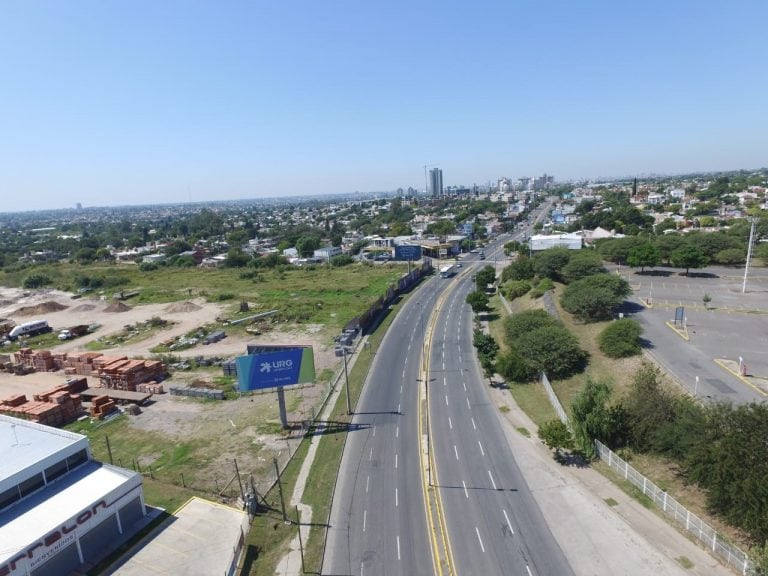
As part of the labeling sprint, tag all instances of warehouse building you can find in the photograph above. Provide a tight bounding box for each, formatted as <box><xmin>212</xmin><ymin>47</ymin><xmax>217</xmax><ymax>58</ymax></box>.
<box><xmin>0</xmin><ymin>415</ymin><xmax>146</xmax><ymax>576</ymax></box>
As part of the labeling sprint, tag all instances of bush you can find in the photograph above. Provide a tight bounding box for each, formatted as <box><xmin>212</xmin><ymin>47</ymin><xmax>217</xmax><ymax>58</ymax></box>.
<box><xmin>503</xmin><ymin>280</ymin><xmax>531</xmax><ymax>301</ymax></box>
<box><xmin>530</xmin><ymin>277</ymin><xmax>554</xmax><ymax>298</ymax></box>
<box><xmin>533</xmin><ymin>247</ymin><xmax>572</xmax><ymax>281</ymax></box>
<box><xmin>330</xmin><ymin>254</ymin><xmax>354</xmax><ymax>267</ymax></box>
<box><xmin>501</xmin><ymin>257</ymin><xmax>535</xmax><ymax>282</ymax></box>
<box><xmin>504</xmin><ymin>309</ymin><xmax>558</xmax><ymax>342</ymax></box>
<box><xmin>23</xmin><ymin>273</ymin><xmax>51</xmax><ymax>289</ymax></box>
<box><xmin>139</xmin><ymin>262</ymin><xmax>159</xmax><ymax>272</ymax></box>
<box><xmin>496</xmin><ymin>350</ymin><xmax>536</xmax><ymax>382</ymax></box>
<box><xmin>712</xmin><ymin>248</ymin><xmax>745</xmax><ymax>265</ymax></box>
<box><xmin>561</xmin><ymin>251</ymin><xmax>606</xmax><ymax>283</ymax></box>
<box><xmin>561</xmin><ymin>273</ymin><xmax>630</xmax><ymax>321</ymax></box>
<box><xmin>598</xmin><ymin>319</ymin><xmax>643</xmax><ymax>358</ymax></box>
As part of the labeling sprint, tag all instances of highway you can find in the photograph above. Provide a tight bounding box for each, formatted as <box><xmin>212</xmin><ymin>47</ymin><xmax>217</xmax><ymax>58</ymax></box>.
<box><xmin>425</xmin><ymin>241</ymin><xmax>573</xmax><ymax>576</ymax></box>
<box><xmin>323</xmin><ymin>272</ymin><xmax>446</xmax><ymax>576</ymax></box>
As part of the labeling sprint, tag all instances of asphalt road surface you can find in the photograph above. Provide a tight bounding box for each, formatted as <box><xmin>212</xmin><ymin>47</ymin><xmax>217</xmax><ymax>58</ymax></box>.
<box><xmin>427</xmin><ymin>267</ymin><xmax>573</xmax><ymax>576</ymax></box>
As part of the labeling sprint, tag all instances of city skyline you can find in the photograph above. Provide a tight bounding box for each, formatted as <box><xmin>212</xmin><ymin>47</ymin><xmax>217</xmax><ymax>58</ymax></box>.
<box><xmin>1</xmin><ymin>1</ymin><xmax>767</xmax><ymax>212</ymax></box>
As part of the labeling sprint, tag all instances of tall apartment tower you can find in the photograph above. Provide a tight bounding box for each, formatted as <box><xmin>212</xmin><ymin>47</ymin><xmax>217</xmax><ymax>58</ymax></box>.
<box><xmin>429</xmin><ymin>168</ymin><xmax>443</xmax><ymax>196</ymax></box>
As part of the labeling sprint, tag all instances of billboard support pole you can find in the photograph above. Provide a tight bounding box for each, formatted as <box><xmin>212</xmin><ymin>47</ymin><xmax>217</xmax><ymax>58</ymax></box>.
<box><xmin>277</xmin><ymin>387</ymin><xmax>288</xmax><ymax>429</ymax></box>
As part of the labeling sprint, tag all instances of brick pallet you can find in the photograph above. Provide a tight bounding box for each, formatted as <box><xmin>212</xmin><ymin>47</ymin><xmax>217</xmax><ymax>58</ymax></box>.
<box><xmin>0</xmin><ymin>383</ymin><xmax>84</xmax><ymax>427</ymax></box>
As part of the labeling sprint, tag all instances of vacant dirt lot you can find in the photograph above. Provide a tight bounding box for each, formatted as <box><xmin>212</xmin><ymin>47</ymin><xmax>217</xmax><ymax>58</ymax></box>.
<box><xmin>0</xmin><ymin>286</ymin><xmax>341</xmax><ymax>494</ymax></box>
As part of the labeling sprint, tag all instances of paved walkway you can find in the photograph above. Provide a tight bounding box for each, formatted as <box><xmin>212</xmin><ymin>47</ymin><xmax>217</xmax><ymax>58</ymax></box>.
<box><xmin>274</xmin><ymin>337</ymin><xmax>368</xmax><ymax>576</ymax></box>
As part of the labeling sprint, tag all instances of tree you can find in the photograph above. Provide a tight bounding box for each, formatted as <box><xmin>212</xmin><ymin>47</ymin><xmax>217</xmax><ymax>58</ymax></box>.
<box><xmin>712</xmin><ymin>248</ymin><xmax>745</xmax><ymax>265</ymax></box>
<box><xmin>503</xmin><ymin>280</ymin><xmax>531</xmax><ymax>301</ymax></box>
<box><xmin>561</xmin><ymin>250</ymin><xmax>605</xmax><ymax>283</ymax></box>
<box><xmin>596</xmin><ymin>237</ymin><xmax>645</xmax><ymax>265</ymax></box>
<box><xmin>514</xmin><ymin>326</ymin><xmax>586</xmax><ymax>380</ymax></box>
<box><xmin>475</xmin><ymin>265</ymin><xmax>496</xmax><ymax>291</ymax></box>
<box><xmin>538</xmin><ymin>419</ymin><xmax>574</xmax><ymax>460</ymax></box>
<box><xmin>627</xmin><ymin>244</ymin><xmax>661</xmax><ymax>272</ymax></box>
<box><xmin>598</xmin><ymin>319</ymin><xmax>642</xmax><ymax>357</ymax></box>
<box><xmin>670</xmin><ymin>245</ymin><xmax>708</xmax><ymax>275</ymax></box>
<box><xmin>501</xmin><ymin>257</ymin><xmax>535</xmax><ymax>282</ymax></box>
<box><xmin>702</xmin><ymin>293</ymin><xmax>712</xmax><ymax>309</ymax></box>
<box><xmin>533</xmin><ymin>247</ymin><xmax>572</xmax><ymax>281</ymax></box>
<box><xmin>466</xmin><ymin>291</ymin><xmax>490</xmax><ymax>314</ymax></box>
<box><xmin>295</xmin><ymin>236</ymin><xmax>321</xmax><ymax>258</ymax></box>
<box><xmin>570</xmin><ymin>378</ymin><xmax>614</xmax><ymax>458</ymax></box>
<box><xmin>623</xmin><ymin>364</ymin><xmax>676</xmax><ymax>452</ymax></box>
<box><xmin>560</xmin><ymin>274</ymin><xmax>631</xmax><ymax>322</ymax></box>
<box><xmin>653</xmin><ymin>233</ymin><xmax>685</xmax><ymax>264</ymax></box>
<box><xmin>224</xmin><ymin>247</ymin><xmax>251</xmax><ymax>268</ymax></box>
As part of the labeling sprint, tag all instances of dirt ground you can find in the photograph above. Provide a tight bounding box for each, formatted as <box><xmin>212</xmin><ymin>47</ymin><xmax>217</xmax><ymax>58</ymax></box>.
<box><xmin>0</xmin><ymin>286</ymin><xmax>340</xmax><ymax>493</ymax></box>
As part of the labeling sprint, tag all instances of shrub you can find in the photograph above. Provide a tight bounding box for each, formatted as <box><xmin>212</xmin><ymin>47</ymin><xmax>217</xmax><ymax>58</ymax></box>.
<box><xmin>23</xmin><ymin>273</ymin><xmax>51</xmax><ymax>289</ymax></box>
<box><xmin>330</xmin><ymin>254</ymin><xmax>354</xmax><ymax>267</ymax></box>
<box><xmin>503</xmin><ymin>280</ymin><xmax>531</xmax><ymax>301</ymax></box>
<box><xmin>503</xmin><ymin>309</ymin><xmax>558</xmax><ymax>342</ymax></box>
<box><xmin>501</xmin><ymin>257</ymin><xmax>535</xmax><ymax>282</ymax></box>
<box><xmin>530</xmin><ymin>277</ymin><xmax>554</xmax><ymax>298</ymax></box>
<box><xmin>598</xmin><ymin>319</ymin><xmax>643</xmax><ymax>358</ymax></box>
<box><xmin>496</xmin><ymin>350</ymin><xmax>536</xmax><ymax>382</ymax></box>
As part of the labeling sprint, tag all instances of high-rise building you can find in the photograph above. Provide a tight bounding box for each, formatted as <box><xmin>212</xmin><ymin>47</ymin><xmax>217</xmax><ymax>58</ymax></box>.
<box><xmin>429</xmin><ymin>168</ymin><xmax>443</xmax><ymax>196</ymax></box>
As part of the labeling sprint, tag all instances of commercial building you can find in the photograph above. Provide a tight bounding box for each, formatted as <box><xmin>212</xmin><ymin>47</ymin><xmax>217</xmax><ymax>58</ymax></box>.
<box><xmin>429</xmin><ymin>168</ymin><xmax>443</xmax><ymax>196</ymax></box>
<box><xmin>530</xmin><ymin>233</ymin><xmax>583</xmax><ymax>251</ymax></box>
<box><xmin>0</xmin><ymin>415</ymin><xmax>146</xmax><ymax>576</ymax></box>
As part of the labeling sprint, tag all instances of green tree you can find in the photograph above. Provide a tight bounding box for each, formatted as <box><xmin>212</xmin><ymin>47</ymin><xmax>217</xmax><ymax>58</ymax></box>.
<box><xmin>538</xmin><ymin>419</ymin><xmax>575</xmax><ymax>459</ymax></box>
<box><xmin>598</xmin><ymin>319</ymin><xmax>643</xmax><ymax>358</ymax></box>
<box><xmin>514</xmin><ymin>326</ymin><xmax>586</xmax><ymax>380</ymax></box>
<box><xmin>501</xmin><ymin>257</ymin><xmax>535</xmax><ymax>282</ymax></box>
<box><xmin>570</xmin><ymin>378</ymin><xmax>614</xmax><ymax>458</ymax></box>
<box><xmin>475</xmin><ymin>265</ymin><xmax>496</xmax><ymax>291</ymax></box>
<box><xmin>466</xmin><ymin>291</ymin><xmax>490</xmax><ymax>314</ymax></box>
<box><xmin>623</xmin><ymin>364</ymin><xmax>676</xmax><ymax>452</ymax></box>
<box><xmin>561</xmin><ymin>274</ymin><xmax>631</xmax><ymax>322</ymax></box>
<box><xmin>495</xmin><ymin>350</ymin><xmax>535</xmax><ymax>382</ymax></box>
<box><xmin>561</xmin><ymin>250</ymin><xmax>605</xmax><ymax>283</ymax></box>
<box><xmin>224</xmin><ymin>248</ymin><xmax>250</xmax><ymax>268</ymax></box>
<box><xmin>295</xmin><ymin>236</ymin><xmax>321</xmax><ymax>257</ymax></box>
<box><xmin>533</xmin><ymin>247</ymin><xmax>572</xmax><ymax>281</ymax></box>
<box><xmin>653</xmin><ymin>234</ymin><xmax>685</xmax><ymax>264</ymax></box>
<box><xmin>503</xmin><ymin>280</ymin><xmax>531</xmax><ymax>301</ymax></box>
<box><xmin>712</xmin><ymin>248</ymin><xmax>745</xmax><ymax>265</ymax></box>
<box><xmin>627</xmin><ymin>244</ymin><xmax>661</xmax><ymax>272</ymax></box>
<box><xmin>670</xmin><ymin>245</ymin><xmax>708</xmax><ymax>275</ymax></box>
<box><xmin>596</xmin><ymin>237</ymin><xmax>645</xmax><ymax>265</ymax></box>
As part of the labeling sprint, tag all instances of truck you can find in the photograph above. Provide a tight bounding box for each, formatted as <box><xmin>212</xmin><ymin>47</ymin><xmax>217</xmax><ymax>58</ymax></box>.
<box><xmin>8</xmin><ymin>319</ymin><xmax>52</xmax><ymax>341</ymax></box>
<box><xmin>57</xmin><ymin>324</ymin><xmax>90</xmax><ymax>341</ymax></box>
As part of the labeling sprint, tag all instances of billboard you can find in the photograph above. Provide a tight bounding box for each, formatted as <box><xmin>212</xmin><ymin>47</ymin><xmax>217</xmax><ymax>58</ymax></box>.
<box><xmin>236</xmin><ymin>346</ymin><xmax>315</xmax><ymax>391</ymax></box>
<box><xmin>394</xmin><ymin>244</ymin><xmax>422</xmax><ymax>261</ymax></box>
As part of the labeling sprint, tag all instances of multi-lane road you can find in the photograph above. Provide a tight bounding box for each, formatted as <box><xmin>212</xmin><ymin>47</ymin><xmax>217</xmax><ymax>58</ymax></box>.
<box><xmin>324</xmin><ymin>215</ymin><xmax>570</xmax><ymax>575</ymax></box>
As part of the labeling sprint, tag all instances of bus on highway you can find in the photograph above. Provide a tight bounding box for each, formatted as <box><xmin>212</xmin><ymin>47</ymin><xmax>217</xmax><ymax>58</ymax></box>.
<box><xmin>439</xmin><ymin>264</ymin><xmax>456</xmax><ymax>278</ymax></box>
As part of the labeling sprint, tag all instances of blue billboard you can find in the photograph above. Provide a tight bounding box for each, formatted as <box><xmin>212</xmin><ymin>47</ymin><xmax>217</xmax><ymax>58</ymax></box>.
<box><xmin>395</xmin><ymin>245</ymin><xmax>422</xmax><ymax>261</ymax></box>
<box><xmin>236</xmin><ymin>346</ymin><xmax>315</xmax><ymax>391</ymax></box>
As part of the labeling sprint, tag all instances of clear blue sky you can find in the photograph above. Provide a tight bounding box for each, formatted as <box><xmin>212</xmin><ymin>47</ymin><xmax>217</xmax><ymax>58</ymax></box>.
<box><xmin>1</xmin><ymin>1</ymin><xmax>767</xmax><ymax>211</ymax></box>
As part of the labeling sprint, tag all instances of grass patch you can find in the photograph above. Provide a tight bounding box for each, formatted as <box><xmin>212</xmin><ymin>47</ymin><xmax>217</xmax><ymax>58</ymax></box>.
<box><xmin>604</xmin><ymin>497</ymin><xmax>619</xmax><ymax>507</ymax></box>
<box><xmin>499</xmin><ymin>405</ymin><xmax>510</xmax><ymax>413</ymax></box>
<box><xmin>516</xmin><ymin>426</ymin><xmax>530</xmax><ymax>438</ymax></box>
<box><xmin>241</xmin><ymin>289</ymin><xmax>409</xmax><ymax>575</ymax></box>
<box><xmin>676</xmin><ymin>556</ymin><xmax>694</xmax><ymax>569</ymax></box>
<box><xmin>594</xmin><ymin>460</ymin><xmax>654</xmax><ymax>509</ymax></box>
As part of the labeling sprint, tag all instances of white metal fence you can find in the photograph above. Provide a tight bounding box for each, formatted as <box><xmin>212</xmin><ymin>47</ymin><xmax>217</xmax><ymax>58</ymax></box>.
<box><xmin>539</xmin><ymin>371</ymin><xmax>754</xmax><ymax>575</ymax></box>
<box><xmin>539</xmin><ymin>371</ymin><xmax>570</xmax><ymax>429</ymax></box>
<box><xmin>594</xmin><ymin>439</ymin><xmax>754</xmax><ymax>575</ymax></box>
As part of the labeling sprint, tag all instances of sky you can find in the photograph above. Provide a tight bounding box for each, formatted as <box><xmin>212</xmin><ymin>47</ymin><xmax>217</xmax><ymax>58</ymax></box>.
<box><xmin>1</xmin><ymin>1</ymin><xmax>767</xmax><ymax>212</ymax></box>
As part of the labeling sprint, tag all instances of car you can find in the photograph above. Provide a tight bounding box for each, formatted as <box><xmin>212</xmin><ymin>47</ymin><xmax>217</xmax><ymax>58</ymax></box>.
<box><xmin>456</xmin><ymin>263</ymin><xmax>462</xmax><ymax>268</ymax></box>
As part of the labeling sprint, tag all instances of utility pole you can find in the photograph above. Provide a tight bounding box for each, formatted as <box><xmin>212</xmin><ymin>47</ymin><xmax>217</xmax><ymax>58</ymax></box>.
<box><xmin>742</xmin><ymin>217</ymin><xmax>758</xmax><ymax>293</ymax></box>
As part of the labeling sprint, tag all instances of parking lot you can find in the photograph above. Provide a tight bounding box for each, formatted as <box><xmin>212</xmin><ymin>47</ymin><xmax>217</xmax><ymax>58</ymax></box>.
<box><xmin>613</xmin><ymin>264</ymin><xmax>768</xmax><ymax>404</ymax></box>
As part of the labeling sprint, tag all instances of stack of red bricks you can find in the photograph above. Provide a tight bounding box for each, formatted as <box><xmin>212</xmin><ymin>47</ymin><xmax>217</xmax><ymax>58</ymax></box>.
<box><xmin>62</xmin><ymin>351</ymin><xmax>112</xmax><ymax>376</ymax></box>
<box><xmin>0</xmin><ymin>382</ymin><xmax>84</xmax><ymax>427</ymax></box>
<box><xmin>90</xmin><ymin>395</ymin><xmax>116</xmax><ymax>420</ymax></box>
<box><xmin>13</xmin><ymin>349</ymin><xmax>57</xmax><ymax>372</ymax></box>
<box><xmin>99</xmin><ymin>359</ymin><xmax>164</xmax><ymax>391</ymax></box>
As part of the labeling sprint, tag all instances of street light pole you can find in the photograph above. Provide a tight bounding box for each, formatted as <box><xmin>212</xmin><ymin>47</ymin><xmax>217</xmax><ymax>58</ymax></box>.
<box><xmin>343</xmin><ymin>349</ymin><xmax>352</xmax><ymax>415</ymax></box>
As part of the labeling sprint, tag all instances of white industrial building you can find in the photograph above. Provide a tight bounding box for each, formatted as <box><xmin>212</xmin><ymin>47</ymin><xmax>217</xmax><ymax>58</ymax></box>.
<box><xmin>0</xmin><ymin>415</ymin><xmax>146</xmax><ymax>576</ymax></box>
<box><xmin>530</xmin><ymin>233</ymin><xmax>583</xmax><ymax>251</ymax></box>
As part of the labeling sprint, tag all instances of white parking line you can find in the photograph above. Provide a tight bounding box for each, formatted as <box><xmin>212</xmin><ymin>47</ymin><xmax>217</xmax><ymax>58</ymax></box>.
<box><xmin>466</xmin><ymin>397</ymin><xmax>470</xmax><ymax>409</ymax></box>
<box><xmin>526</xmin><ymin>566</ymin><xmax>533</xmax><ymax>576</ymax></box>
<box><xmin>397</xmin><ymin>535</ymin><xmax>401</xmax><ymax>560</ymax></box>
<box><xmin>363</xmin><ymin>509</ymin><xmax>367</xmax><ymax>532</ymax></box>
<box><xmin>395</xmin><ymin>487</ymin><xmax>399</xmax><ymax>507</ymax></box>
<box><xmin>478</xmin><ymin>441</ymin><xmax>485</xmax><ymax>456</ymax></box>
<box><xmin>462</xmin><ymin>381</ymin><xmax>467</xmax><ymax>391</ymax></box>
<box><xmin>445</xmin><ymin>394</ymin><xmax>449</xmax><ymax>406</ymax></box>
<box><xmin>471</xmin><ymin>417</ymin><xmax>477</xmax><ymax>430</ymax></box>
<box><xmin>373</xmin><ymin>426</ymin><xmax>376</xmax><ymax>437</ymax></box>
<box><xmin>488</xmin><ymin>470</ymin><xmax>497</xmax><ymax>490</ymax></box>
<box><xmin>448</xmin><ymin>416</ymin><xmax>453</xmax><ymax>429</ymax></box>
<box><xmin>462</xmin><ymin>480</ymin><xmax>469</xmax><ymax>498</ymax></box>
<box><xmin>444</xmin><ymin>376</ymin><xmax>447</xmax><ymax>386</ymax></box>
<box><xmin>366</xmin><ymin>476</ymin><xmax>370</xmax><ymax>493</ymax></box>
<box><xmin>369</xmin><ymin>447</ymin><xmax>373</xmax><ymax>461</ymax></box>
<box><xmin>395</xmin><ymin>453</ymin><xmax>398</xmax><ymax>469</ymax></box>
<box><xmin>396</xmin><ymin>426</ymin><xmax>399</xmax><ymax>438</ymax></box>
<box><xmin>454</xmin><ymin>445</ymin><xmax>459</xmax><ymax>460</ymax></box>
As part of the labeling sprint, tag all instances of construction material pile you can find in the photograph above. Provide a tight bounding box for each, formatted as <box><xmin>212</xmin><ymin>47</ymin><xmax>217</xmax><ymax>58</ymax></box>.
<box><xmin>0</xmin><ymin>379</ymin><xmax>86</xmax><ymax>426</ymax></box>
<box><xmin>98</xmin><ymin>358</ymin><xmax>165</xmax><ymax>391</ymax></box>
<box><xmin>136</xmin><ymin>382</ymin><xmax>164</xmax><ymax>394</ymax></box>
<box><xmin>89</xmin><ymin>395</ymin><xmax>116</xmax><ymax>419</ymax></box>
